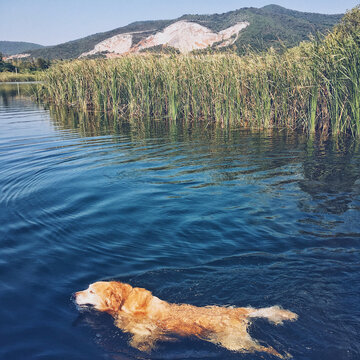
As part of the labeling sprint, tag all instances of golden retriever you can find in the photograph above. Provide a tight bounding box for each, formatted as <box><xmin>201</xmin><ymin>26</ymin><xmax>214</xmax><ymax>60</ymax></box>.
<box><xmin>75</xmin><ymin>281</ymin><xmax>297</xmax><ymax>358</ymax></box>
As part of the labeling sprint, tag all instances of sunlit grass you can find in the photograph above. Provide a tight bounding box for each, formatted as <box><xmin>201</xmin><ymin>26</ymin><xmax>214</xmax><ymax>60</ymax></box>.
<box><xmin>0</xmin><ymin>71</ymin><xmax>39</xmax><ymax>82</ymax></box>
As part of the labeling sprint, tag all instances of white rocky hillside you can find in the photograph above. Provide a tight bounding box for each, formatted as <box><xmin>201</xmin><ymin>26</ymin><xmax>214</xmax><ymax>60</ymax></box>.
<box><xmin>80</xmin><ymin>20</ymin><xmax>249</xmax><ymax>57</ymax></box>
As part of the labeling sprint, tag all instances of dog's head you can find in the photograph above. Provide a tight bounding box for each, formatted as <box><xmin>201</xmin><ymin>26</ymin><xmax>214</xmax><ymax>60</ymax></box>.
<box><xmin>75</xmin><ymin>281</ymin><xmax>133</xmax><ymax>313</ymax></box>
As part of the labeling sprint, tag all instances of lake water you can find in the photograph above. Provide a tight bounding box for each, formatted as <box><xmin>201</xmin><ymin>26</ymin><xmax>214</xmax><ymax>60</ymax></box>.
<box><xmin>1</xmin><ymin>83</ymin><xmax>360</xmax><ymax>360</ymax></box>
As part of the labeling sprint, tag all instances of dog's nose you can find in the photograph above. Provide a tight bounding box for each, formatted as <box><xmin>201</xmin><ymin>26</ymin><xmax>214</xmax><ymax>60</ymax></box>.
<box><xmin>71</xmin><ymin>293</ymin><xmax>77</xmax><ymax>302</ymax></box>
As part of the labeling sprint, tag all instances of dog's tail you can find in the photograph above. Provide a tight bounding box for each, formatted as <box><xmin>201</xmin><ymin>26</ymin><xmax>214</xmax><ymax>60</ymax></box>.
<box><xmin>247</xmin><ymin>306</ymin><xmax>298</xmax><ymax>325</ymax></box>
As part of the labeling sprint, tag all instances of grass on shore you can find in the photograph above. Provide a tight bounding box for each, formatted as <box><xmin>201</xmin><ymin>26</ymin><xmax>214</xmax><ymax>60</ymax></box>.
<box><xmin>37</xmin><ymin>7</ymin><xmax>360</xmax><ymax>137</ymax></box>
<box><xmin>0</xmin><ymin>71</ymin><xmax>40</xmax><ymax>82</ymax></box>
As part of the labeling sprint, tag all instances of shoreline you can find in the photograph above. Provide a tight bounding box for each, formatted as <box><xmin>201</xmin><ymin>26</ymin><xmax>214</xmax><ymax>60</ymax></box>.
<box><xmin>0</xmin><ymin>72</ymin><xmax>39</xmax><ymax>83</ymax></box>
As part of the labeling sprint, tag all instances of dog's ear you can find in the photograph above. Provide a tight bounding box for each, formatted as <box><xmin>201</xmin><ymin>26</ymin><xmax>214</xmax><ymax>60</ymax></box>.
<box><xmin>103</xmin><ymin>282</ymin><xmax>132</xmax><ymax>312</ymax></box>
<box><xmin>122</xmin><ymin>287</ymin><xmax>153</xmax><ymax>315</ymax></box>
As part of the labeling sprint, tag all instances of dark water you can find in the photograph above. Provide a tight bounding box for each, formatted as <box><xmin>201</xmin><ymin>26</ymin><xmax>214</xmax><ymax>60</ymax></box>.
<box><xmin>1</xmin><ymin>83</ymin><xmax>360</xmax><ymax>360</ymax></box>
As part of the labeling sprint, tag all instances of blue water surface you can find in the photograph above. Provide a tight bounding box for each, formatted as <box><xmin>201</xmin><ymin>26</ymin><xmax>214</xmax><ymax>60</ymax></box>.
<box><xmin>0</xmin><ymin>83</ymin><xmax>359</xmax><ymax>360</ymax></box>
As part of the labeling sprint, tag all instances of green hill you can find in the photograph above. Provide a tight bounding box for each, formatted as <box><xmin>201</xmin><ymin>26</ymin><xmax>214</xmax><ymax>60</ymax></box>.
<box><xmin>180</xmin><ymin>5</ymin><xmax>342</xmax><ymax>51</ymax></box>
<box><xmin>24</xmin><ymin>5</ymin><xmax>343</xmax><ymax>59</ymax></box>
<box><xmin>0</xmin><ymin>41</ymin><xmax>44</xmax><ymax>55</ymax></box>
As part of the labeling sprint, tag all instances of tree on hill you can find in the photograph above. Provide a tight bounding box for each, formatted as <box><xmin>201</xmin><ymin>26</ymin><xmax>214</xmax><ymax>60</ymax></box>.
<box><xmin>0</xmin><ymin>53</ymin><xmax>16</xmax><ymax>72</ymax></box>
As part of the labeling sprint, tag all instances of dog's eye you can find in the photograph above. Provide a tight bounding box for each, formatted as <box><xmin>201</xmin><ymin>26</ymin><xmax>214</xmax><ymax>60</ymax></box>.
<box><xmin>89</xmin><ymin>290</ymin><xmax>95</xmax><ymax>294</ymax></box>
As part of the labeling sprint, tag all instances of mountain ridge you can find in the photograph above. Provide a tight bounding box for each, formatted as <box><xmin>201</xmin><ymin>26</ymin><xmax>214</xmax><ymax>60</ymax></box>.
<box><xmin>9</xmin><ymin>5</ymin><xmax>343</xmax><ymax>59</ymax></box>
<box><xmin>0</xmin><ymin>41</ymin><xmax>44</xmax><ymax>56</ymax></box>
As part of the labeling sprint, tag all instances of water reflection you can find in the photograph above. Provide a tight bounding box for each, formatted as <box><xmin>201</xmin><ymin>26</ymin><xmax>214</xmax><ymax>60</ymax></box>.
<box><xmin>0</xmin><ymin>83</ymin><xmax>37</xmax><ymax>106</ymax></box>
<box><xmin>299</xmin><ymin>137</ymin><xmax>360</xmax><ymax>215</ymax></box>
<box><xmin>2</xmin><ymin>84</ymin><xmax>359</xmax><ymax>221</ymax></box>
<box><xmin>48</xmin><ymin>105</ymin><xmax>360</xmax><ymax>220</ymax></box>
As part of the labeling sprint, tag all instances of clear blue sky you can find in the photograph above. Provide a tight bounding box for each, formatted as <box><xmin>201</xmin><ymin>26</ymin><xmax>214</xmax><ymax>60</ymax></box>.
<box><xmin>1</xmin><ymin>0</ymin><xmax>359</xmax><ymax>45</ymax></box>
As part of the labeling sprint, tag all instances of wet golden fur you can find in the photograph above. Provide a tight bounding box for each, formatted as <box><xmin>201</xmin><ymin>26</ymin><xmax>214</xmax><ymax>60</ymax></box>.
<box><xmin>75</xmin><ymin>281</ymin><xmax>297</xmax><ymax>357</ymax></box>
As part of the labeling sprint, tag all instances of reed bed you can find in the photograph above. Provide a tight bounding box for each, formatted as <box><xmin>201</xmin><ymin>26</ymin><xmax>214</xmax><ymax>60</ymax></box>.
<box><xmin>37</xmin><ymin>7</ymin><xmax>360</xmax><ymax>137</ymax></box>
